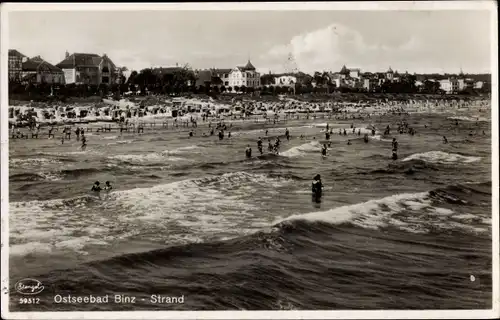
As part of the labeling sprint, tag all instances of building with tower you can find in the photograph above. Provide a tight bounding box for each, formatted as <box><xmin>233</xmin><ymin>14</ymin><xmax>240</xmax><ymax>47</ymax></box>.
<box><xmin>386</xmin><ymin>67</ymin><xmax>394</xmax><ymax>81</ymax></box>
<box><xmin>227</xmin><ymin>60</ymin><xmax>260</xmax><ymax>89</ymax></box>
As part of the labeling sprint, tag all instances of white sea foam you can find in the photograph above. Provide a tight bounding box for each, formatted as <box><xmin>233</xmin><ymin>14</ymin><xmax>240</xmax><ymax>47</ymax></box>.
<box><xmin>108</xmin><ymin>145</ymin><xmax>202</xmax><ymax>164</ymax></box>
<box><xmin>402</xmin><ymin>151</ymin><xmax>481</xmax><ymax>164</ymax></box>
<box><xmin>370</xmin><ymin>135</ymin><xmax>392</xmax><ymax>142</ymax></box>
<box><xmin>9</xmin><ymin>172</ymin><xmax>292</xmax><ymax>257</ymax></box>
<box><xmin>9</xmin><ymin>158</ymin><xmax>62</xmax><ymax>167</ymax></box>
<box><xmin>448</xmin><ymin>116</ymin><xmax>489</xmax><ymax>122</ymax></box>
<box><xmin>281</xmin><ymin>141</ymin><xmax>321</xmax><ymax>157</ymax></box>
<box><xmin>276</xmin><ymin>192</ymin><xmax>489</xmax><ymax>235</ymax></box>
<box><xmin>101</xmin><ymin>135</ymin><xmax>118</xmax><ymax>140</ymax></box>
<box><xmin>109</xmin><ymin>153</ymin><xmax>186</xmax><ymax>163</ymax></box>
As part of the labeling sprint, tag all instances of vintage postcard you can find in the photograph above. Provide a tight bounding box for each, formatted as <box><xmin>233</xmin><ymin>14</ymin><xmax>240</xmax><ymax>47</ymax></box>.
<box><xmin>1</xmin><ymin>1</ymin><xmax>498</xmax><ymax>319</ymax></box>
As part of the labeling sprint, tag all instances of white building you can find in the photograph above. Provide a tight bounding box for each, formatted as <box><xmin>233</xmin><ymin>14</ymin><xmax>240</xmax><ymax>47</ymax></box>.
<box><xmin>274</xmin><ymin>75</ymin><xmax>297</xmax><ymax>87</ymax></box>
<box><xmin>227</xmin><ymin>60</ymin><xmax>261</xmax><ymax>89</ymax></box>
<box><xmin>439</xmin><ymin>78</ymin><xmax>459</xmax><ymax>94</ymax></box>
<box><xmin>474</xmin><ymin>81</ymin><xmax>484</xmax><ymax>89</ymax></box>
<box><xmin>349</xmin><ymin>68</ymin><xmax>361</xmax><ymax>79</ymax></box>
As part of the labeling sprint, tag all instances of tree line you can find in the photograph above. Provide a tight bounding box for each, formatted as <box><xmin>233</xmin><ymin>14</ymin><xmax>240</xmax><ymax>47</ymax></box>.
<box><xmin>8</xmin><ymin>67</ymin><xmax>491</xmax><ymax>102</ymax></box>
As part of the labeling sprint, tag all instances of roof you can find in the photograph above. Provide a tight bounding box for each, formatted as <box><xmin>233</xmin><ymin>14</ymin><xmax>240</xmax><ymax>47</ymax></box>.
<box><xmin>244</xmin><ymin>60</ymin><xmax>256</xmax><ymax>71</ymax></box>
<box><xmin>236</xmin><ymin>60</ymin><xmax>257</xmax><ymax>72</ymax></box>
<box><xmin>387</xmin><ymin>67</ymin><xmax>394</xmax><ymax>73</ymax></box>
<box><xmin>212</xmin><ymin>68</ymin><xmax>232</xmax><ymax>75</ymax></box>
<box><xmin>57</xmin><ymin>53</ymin><xmax>100</xmax><ymax>68</ymax></box>
<box><xmin>22</xmin><ymin>56</ymin><xmax>63</xmax><ymax>73</ymax></box>
<box><xmin>9</xmin><ymin>49</ymin><xmax>27</xmax><ymax>58</ymax></box>
<box><xmin>56</xmin><ymin>53</ymin><xmax>115</xmax><ymax>69</ymax></box>
<box><xmin>340</xmin><ymin>65</ymin><xmax>349</xmax><ymax>74</ymax></box>
<box><xmin>349</xmin><ymin>68</ymin><xmax>361</xmax><ymax>72</ymax></box>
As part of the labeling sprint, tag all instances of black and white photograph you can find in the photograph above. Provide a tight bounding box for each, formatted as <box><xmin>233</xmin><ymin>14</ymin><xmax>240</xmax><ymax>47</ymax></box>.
<box><xmin>1</xmin><ymin>2</ymin><xmax>498</xmax><ymax>319</ymax></box>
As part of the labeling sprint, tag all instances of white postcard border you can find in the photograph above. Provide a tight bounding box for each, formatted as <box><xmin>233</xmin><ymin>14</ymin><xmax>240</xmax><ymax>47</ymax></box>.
<box><xmin>1</xmin><ymin>1</ymin><xmax>498</xmax><ymax>319</ymax></box>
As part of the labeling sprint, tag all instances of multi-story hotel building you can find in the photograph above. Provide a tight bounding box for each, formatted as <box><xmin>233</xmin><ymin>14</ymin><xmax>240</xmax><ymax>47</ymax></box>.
<box><xmin>56</xmin><ymin>51</ymin><xmax>117</xmax><ymax>85</ymax></box>
<box><xmin>227</xmin><ymin>60</ymin><xmax>261</xmax><ymax>89</ymax></box>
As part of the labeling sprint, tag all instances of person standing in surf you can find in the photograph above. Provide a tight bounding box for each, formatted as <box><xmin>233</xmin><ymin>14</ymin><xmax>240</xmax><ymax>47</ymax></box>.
<box><xmin>268</xmin><ymin>139</ymin><xmax>273</xmax><ymax>153</ymax></box>
<box><xmin>321</xmin><ymin>144</ymin><xmax>328</xmax><ymax>157</ymax></box>
<box><xmin>245</xmin><ymin>145</ymin><xmax>252</xmax><ymax>158</ymax></box>
<box><xmin>103</xmin><ymin>181</ymin><xmax>113</xmax><ymax>199</ymax></box>
<box><xmin>312</xmin><ymin>174</ymin><xmax>323</xmax><ymax>203</ymax></box>
<box><xmin>81</xmin><ymin>133</ymin><xmax>87</xmax><ymax>150</ymax></box>
<box><xmin>274</xmin><ymin>137</ymin><xmax>281</xmax><ymax>154</ymax></box>
<box><xmin>391</xmin><ymin>138</ymin><xmax>399</xmax><ymax>160</ymax></box>
<box><xmin>257</xmin><ymin>137</ymin><xmax>263</xmax><ymax>155</ymax></box>
<box><xmin>392</xmin><ymin>138</ymin><xmax>398</xmax><ymax>152</ymax></box>
<box><xmin>91</xmin><ymin>181</ymin><xmax>102</xmax><ymax>199</ymax></box>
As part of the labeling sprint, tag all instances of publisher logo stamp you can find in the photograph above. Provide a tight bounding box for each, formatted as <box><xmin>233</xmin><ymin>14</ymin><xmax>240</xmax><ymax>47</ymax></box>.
<box><xmin>15</xmin><ymin>279</ymin><xmax>44</xmax><ymax>295</ymax></box>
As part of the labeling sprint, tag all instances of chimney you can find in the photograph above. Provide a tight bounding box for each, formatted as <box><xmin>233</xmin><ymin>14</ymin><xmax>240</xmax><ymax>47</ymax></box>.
<box><xmin>65</xmin><ymin>51</ymin><xmax>69</xmax><ymax>58</ymax></box>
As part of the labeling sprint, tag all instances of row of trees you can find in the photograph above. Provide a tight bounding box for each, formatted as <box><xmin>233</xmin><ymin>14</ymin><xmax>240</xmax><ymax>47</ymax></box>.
<box><xmin>8</xmin><ymin>65</ymin><xmax>491</xmax><ymax>102</ymax></box>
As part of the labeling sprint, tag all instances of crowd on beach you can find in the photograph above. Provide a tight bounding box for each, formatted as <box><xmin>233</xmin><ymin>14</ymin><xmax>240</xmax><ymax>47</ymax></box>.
<box><xmin>9</xmin><ymin>98</ymin><xmax>489</xmax><ymax>153</ymax></box>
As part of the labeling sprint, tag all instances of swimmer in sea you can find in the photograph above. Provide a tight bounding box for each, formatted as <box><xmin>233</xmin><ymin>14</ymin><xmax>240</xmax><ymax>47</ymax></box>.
<box><xmin>48</xmin><ymin>126</ymin><xmax>55</xmax><ymax>139</ymax></box>
<box><xmin>311</xmin><ymin>174</ymin><xmax>322</xmax><ymax>203</ymax></box>
<box><xmin>103</xmin><ymin>181</ymin><xmax>113</xmax><ymax>199</ymax></box>
<box><xmin>91</xmin><ymin>181</ymin><xmax>102</xmax><ymax>199</ymax></box>
<box><xmin>392</xmin><ymin>150</ymin><xmax>398</xmax><ymax>160</ymax></box>
<box><xmin>245</xmin><ymin>145</ymin><xmax>252</xmax><ymax>158</ymax></box>
<box><xmin>257</xmin><ymin>137</ymin><xmax>263</xmax><ymax>155</ymax></box>
<box><xmin>285</xmin><ymin>128</ymin><xmax>290</xmax><ymax>141</ymax></box>
<box><xmin>321</xmin><ymin>144</ymin><xmax>327</xmax><ymax>157</ymax></box>
<box><xmin>443</xmin><ymin>136</ymin><xmax>448</xmax><ymax>144</ymax></box>
<box><xmin>189</xmin><ymin>130</ymin><xmax>193</xmax><ymax>137</ymax></box>
<box><xmin>347</xmin><ymin>139</ymin><xmax>352</xmax><ymax>145</ymax></box>
<box><xmin>392</xmin><ymin>138</ymin><xmax>398</xmax><ymax>152</ymax></box>
<box><xmin>274</xmin><ymin>138</ymin><xmax>281</xmax><ymax>154</ymax></box>
<box><xmin>268</xmin><ymin>139</ymin><xmax>273</xmax><ymax>152</ymax></box>
<box><xmin>81</xmin><ymin>133</ymin><xmax>87</xmax><ymax>150</ymax></box>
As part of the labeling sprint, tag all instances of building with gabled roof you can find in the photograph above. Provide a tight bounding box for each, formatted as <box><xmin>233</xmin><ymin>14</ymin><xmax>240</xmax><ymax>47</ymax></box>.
<box><xmin>228</xmin><ymin>60</ymin><xmax>260</xmax><ymax>90</ymax></box>
<box><xmin>21</xmin><ymin>55</ymin><xmax>65</xmax><ymax>84</ymax></box>
<box><xmin>56</xmin><ymin>51</ymin><xmax>117</xmax><ymax>85</ymax></box>
<box><xmin>8</xmin><ymin>49</ymin><xmax>28</xmax><ymax>81</ymax></box>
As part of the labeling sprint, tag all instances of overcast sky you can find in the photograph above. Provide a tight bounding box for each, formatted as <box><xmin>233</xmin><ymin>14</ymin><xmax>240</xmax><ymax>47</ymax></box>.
<box><xmin>8</xmin><ymin>8</ymin><xmax>493</xmax><ymax>74</ymax></box>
